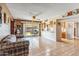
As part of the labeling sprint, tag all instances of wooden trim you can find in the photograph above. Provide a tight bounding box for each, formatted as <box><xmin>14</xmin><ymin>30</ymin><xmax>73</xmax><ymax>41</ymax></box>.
<box><xmin>14</xmin><ymin>19</ymin><xmax>41</xmax><ymax>23</ymax></box>
<box><xmin>10</xmin><ymin>20</ymin><xmax>14</xmax><ymax>34</ymax></box>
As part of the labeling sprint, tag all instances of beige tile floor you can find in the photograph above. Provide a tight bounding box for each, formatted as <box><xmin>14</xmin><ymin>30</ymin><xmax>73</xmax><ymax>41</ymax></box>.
<box><xmin>29</xmin><ymin>38</ymin><xmax>79</xmax><ymax>56</ymax></box>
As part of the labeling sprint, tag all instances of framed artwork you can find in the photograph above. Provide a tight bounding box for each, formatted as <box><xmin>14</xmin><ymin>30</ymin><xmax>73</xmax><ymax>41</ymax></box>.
<box><xmin>4</xmin><ymin>12</ymin><xmax>6</xmax><ymax>23</ymax></box>
<box><xmin>8</xmin><ymin>17</ymin><xmax>10</xmax><ymax>23</ymax></box>
<box><xmin>0</xmin><ymin>12</ymin><xmax>2</xmax><ymax>24</ymax></box>
<box><xmin>0</xmin><ymin>6</ymin><xmax>2</xmax><ymax>24</ymax></box>
<box><xmin>58</xmin><ymin>22</ymin><xmax>61</xmax><ymax>25</ymax></box>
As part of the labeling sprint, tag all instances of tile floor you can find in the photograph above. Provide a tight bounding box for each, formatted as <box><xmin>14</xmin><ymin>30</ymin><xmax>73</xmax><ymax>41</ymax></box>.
<box><xmin>29</xmin><ymin>38</ymin><xmax>79</xmax><ymax>56</ymax></box>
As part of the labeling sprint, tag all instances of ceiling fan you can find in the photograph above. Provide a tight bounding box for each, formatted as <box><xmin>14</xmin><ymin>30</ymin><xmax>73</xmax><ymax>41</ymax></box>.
<box><xmin>29</xmin><ymin>11</ymin><xmax>43</xmax><ymax>21</ymax></box>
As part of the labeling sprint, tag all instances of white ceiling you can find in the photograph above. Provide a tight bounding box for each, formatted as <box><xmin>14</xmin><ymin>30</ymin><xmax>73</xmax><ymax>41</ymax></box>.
<box><xmin>6</xmin><ymin>3</ymin><xmax>79</xmax><ymax>20</ymax></box>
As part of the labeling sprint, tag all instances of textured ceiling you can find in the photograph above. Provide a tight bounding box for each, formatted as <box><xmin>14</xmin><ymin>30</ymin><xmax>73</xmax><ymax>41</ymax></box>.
<box><xmin>6</xmin><ymin>3</ymin><xmax>79</xmax><ymax>20</ymax></box>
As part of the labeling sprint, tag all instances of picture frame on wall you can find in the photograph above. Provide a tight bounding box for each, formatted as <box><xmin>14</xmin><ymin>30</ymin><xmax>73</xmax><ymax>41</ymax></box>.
<box><xmin>4</xmin><ymin>12</ymin><xmax>6</xmax><ymax>23</ymax></box>
<box><xmin>0</xmin><ymin>6</ymin><xmax>2</xmax><ymax>24</ymax></box>
<box><xmin>0</xmin><ymin>12</ymin><xmax>2</xmax><ymax>24</ymax></box>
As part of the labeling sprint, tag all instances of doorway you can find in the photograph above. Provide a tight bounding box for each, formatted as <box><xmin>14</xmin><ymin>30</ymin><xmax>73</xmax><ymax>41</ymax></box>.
<box><xmin>67</xmin><ymin>22</ymin><xmax>74</xmax><ymax>40</ymax></box>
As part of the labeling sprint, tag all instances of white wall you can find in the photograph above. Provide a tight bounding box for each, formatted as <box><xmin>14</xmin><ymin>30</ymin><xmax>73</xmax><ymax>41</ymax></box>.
<box><xmin>67</xmin><ymin>22</ymin><xmax>74</xmax><ymax>39</ymax></box>
<box><xmin>0</xmin><ymin>4</ymin><xmax>11</xmax><ymax>40</ymax></box>
<box><xmin>0</xmin><ymin>23</ymin><xmax>10</xmax><ymax>40</ymax></box>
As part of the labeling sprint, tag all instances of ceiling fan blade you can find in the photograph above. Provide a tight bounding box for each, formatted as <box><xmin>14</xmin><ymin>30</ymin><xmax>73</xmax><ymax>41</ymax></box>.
<box><xmin>29</xmin><ymin>12</ymin><xmax>34</xmax><ymax>16</ymax></box>
<box><xmin>35</xmin><ymin>12</ymin><xmax>43</xmax><ymax>16</ymax></box>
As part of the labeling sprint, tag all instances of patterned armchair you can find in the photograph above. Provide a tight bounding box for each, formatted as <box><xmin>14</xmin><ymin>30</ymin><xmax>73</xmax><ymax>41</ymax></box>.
<box><xmin>0</xmin><ymin>40</ymin><xmax>29</xmax><ymax>56</ymax></box>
